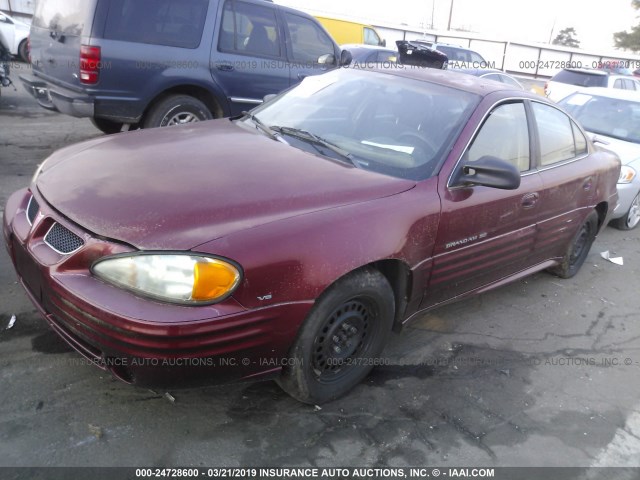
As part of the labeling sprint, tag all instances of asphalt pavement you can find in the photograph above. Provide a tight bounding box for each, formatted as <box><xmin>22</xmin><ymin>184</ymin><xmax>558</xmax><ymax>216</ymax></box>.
<box><xmin>1</xmin><ymin>65</ymin><xmax>639</xmax><ymax>470</ymax></box>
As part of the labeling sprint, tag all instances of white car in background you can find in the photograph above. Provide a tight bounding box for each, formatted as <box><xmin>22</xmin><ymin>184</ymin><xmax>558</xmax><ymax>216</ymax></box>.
<box><xmin>0</xmin><ymin>11</ymin><xmax>29</xmax><ymax>62</ymax></box>
<box><xmin>545</xmin><ymin>68</ymin><xmax>640</xmax><ymax>102</ymax></box>
<box><xmin>559</xmin><ymin>88</ymin><xmax>640</xmax><ymax>230</ymax></box>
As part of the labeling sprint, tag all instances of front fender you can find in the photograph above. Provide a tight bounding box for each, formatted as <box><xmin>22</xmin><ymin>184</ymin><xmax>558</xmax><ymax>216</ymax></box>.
<box><xmin>195</xmin><ymin>180</ymin><xmax>441</xmax><ymax>311</ymax></box>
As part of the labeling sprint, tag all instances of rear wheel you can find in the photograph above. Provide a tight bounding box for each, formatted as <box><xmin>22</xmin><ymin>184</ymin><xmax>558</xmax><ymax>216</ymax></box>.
<box><xmin>611</xmin><ymin>191</ymin><xmax>640</xmax><ymax>230</ymax></box>
<box><xmin>142</xmin><ymin>95</ymin><xmax>212</xmax><ymax>128</ymax></box>
<box><xmin>548</xmin><ymin>211</ymin><xmax>598</xmax><ymax>279</ymax></box>
<box><xmin>277</xmin><ymin>269</ymin><xmax>395</xmax><ymax>404</ymax></box>
<box><xmin>90</xmin><ymin>117</ymin><xmax>125</xmax><ymax>135</ymax></box>
<box><xmin>18</xmin><ymin>39</ymin><xmax>29</xmax><ymax>63</ymax></box>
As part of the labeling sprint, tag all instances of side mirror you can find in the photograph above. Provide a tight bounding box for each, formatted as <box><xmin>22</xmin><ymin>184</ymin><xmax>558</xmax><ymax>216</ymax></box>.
<box><xmin>381</xmin><ymin>39</ymin><xmax>387</xmax><ymax>47</ymax></box>
<box><xmin>340</xmin><ymin>49</ymin><xmax>353</xmax><ymax>66</ymax></box>
<box><xmin>453</xmin><ymin>156</ymin><xmax>521</xmax><ymax>190</ymax></box>
<box><xmin>318</xmin><ymin>53</ymin><xmax>336</xmax><ymax>65</ymax></box>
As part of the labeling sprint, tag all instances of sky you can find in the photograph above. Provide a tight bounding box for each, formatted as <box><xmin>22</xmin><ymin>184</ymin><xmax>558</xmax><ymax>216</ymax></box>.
<box><xmin>276</xmin><ymin>0</ymin><xmax>638</xmax><ymax>53</ymax></box>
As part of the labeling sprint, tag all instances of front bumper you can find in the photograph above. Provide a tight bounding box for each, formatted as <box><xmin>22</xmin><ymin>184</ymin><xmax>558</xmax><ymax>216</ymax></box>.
<box><xmin>611</xmin><ymin>179</ymin><xmax>640</xmax><ymax>220</ymax></box>
<box><xmin>4</xmin><ymin>188</ymin><xmax>313</xmax><ymax>388</ymax></box>
<box><xmin>20</xmin><ymin>73</ymin><xmax>95</xmax><ymax>118</ymax></box>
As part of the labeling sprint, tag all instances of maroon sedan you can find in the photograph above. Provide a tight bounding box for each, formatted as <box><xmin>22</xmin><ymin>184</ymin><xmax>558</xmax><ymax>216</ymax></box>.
<box><xmin>3</xmin><ymin>67</ymin><xmax>620</xmax><ymax>404</ymax></box>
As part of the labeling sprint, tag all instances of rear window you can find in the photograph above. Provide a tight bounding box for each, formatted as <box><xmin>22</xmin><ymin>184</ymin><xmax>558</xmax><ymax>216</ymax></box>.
<box><xmin>552</xmin><ymin>70</ymin><xmax>607</xmax><ymax>88</ymax></box>
<box><xmin>33</xmin><ymin>0</ymin><xmax>96</xmax><ymax>35</ymax></box>
<box><xmin>103</xmin><ymin>0</ymin><xmax>209</xmax><ymax>49</ymax></box>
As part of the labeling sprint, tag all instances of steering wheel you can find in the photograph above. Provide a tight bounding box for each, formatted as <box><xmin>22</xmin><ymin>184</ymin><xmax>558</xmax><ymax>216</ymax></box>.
<box><xmin>397</xmin><ymin>132</ymin><xmax>437</xmax><ymax>162</ymax></box>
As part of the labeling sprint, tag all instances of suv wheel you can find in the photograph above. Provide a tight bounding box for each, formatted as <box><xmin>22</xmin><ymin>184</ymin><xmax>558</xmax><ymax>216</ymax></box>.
<box><xmin>91</xmin><ymin>118</ymin><xmax>125</xmax><ymax>135</ymax></box>
<box><xmin>143</xmin><ymin>95</ymin><xmax>213</xmax><ymax>128</ymax></box>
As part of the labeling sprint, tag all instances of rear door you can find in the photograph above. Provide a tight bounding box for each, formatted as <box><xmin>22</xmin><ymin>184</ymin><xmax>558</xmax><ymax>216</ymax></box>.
<box><xmin>30</xmin><ymin>0</ymin><xmax>98</xmax><ymax>88</ymax></box>
<box><xmin>423</xmin><ymin>100</ymin><xmax>544</xmax><ymax>309</ymax></box>
<box><xmin>212</xmin><ymin>0</ymin><xmax>290</xmax><ymax>115</ymax></box>
<box><xmin>529</xmin><ymin>101</ymin><xmax>594</xmax><ymax>261</ymax></box>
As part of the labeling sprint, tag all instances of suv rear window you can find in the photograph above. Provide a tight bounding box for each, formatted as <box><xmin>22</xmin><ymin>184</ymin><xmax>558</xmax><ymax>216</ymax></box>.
<box><xmin>103</xmin><ymin>0</ymin><xmax>209</xmax><ymax>49</ymax></box>
<box><xmin>33</xmin><ymin>0</ymin><xmax>96</xmax><ymax>35</ymax></box>
<box><xmin>552</xmin><ymin>70</ymin><xmax>607</xmax><ymax>88</ymax></box>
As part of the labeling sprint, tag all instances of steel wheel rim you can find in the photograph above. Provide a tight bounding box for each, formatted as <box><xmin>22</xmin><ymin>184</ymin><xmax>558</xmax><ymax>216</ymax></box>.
<box><xmin>164</xmin><ymin>112</ymin><xmax>200</xmax><ymax>126</ymax></box>
<box><xmin>312</xmin><ymin>299</ymin><xmax>374</xmax><ymax>382</ymax></box>
<box><xmin>570</xmin><ymin>221</ymin><xmax>591</xmax><ymax>266</ymax></box>
<box><xmin>626</xmin><ymin>192</ymin><xmax>640</xmax><ymax>229</ymax></box>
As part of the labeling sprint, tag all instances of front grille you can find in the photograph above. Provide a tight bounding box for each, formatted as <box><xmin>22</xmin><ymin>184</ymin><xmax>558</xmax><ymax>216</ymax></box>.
<box><xmin>44</xmin><ymin>222</ymin><xmax>84</xmax><ymax>254</ymax></box>
<box><xmin>26</xmin><ymin>196</ymin><xmax>39</xmax><ymax>225</ymax></box>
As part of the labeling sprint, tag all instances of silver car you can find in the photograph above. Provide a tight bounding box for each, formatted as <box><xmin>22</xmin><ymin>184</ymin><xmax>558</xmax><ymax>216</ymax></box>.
<box><xmin>560</xmin><ymin>88</ymin><xmax>640</xmax><ymax>229</ymax></box>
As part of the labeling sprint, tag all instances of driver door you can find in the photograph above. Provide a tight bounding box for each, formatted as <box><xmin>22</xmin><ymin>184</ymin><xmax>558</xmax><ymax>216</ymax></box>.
<box><xmin>422</xmin><ymin>101</ymin><xmax>544</xmax><ymax>309</ymax></box>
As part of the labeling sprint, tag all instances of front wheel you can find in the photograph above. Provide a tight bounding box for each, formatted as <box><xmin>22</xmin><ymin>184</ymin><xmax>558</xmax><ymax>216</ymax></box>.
<box><xmin>90</xmin><ymin>117</ymin><xmax>125</xmax><ymax>135</ymax></box>
<box><xmin>611</xmin><ymin>191</ymin><xmax>640</xmax><ymax>231</ymax></box>
<box><xmin>142</xmin><ymin>95</ymin><xmax>212</xmax><ymax>128</ymax></box>
<box><xmin>548</xmin><ymin>211</ymin><xmax>598</xmax><ymax>279</ymax></box>
<box><xmin>277</xmin><ymin>269</ymin><xmax>395</xmax><ymax>404</ymax></box>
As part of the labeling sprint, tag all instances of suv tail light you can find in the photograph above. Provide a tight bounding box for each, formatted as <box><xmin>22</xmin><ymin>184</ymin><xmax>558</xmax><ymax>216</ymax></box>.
<box><xmin>80</xmin><ymin>45</ymin><xmax>101</xmax><ymax>85</ymax></box>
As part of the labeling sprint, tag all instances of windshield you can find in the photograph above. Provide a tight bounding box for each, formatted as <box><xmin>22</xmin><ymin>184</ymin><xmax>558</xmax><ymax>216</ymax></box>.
<box><xmin>560</xmin><ymin>93</ymin><xmax>640</xmax><ymax>144</ymax></box>
<box><xmin>242</xmin><ymin>69</ymin><xmax>480</xmax><ymax>180</ymax></box>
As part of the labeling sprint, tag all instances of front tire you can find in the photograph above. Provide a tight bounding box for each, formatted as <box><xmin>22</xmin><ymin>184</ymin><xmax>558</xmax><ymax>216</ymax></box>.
<box><xmin>611</xmin><ymin>191</ymin><xmax>640</xmax><ymax>231</ymax></box>
<box><xmin>142</xmin><ymin>95</ymin><xmax>212</xmax><ymax>128</ymax></box>
<box><xmin>548</xmin><ymin>211</ymin><xmax>598</xmax><ymax>279</ymax></box>
<box><xmin>277</xmin><ymin>269</ymin><xmax>395</xmax><ymax>404</ymax></box>
<box><xmin>90</xmin><ymin>117</ymin><xmax>125</xmax><ymax>135</ymax></box>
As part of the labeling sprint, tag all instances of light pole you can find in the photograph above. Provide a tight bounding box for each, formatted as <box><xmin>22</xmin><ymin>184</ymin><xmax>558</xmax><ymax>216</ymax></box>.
<box><xmin>447</xmin><ymin>0</ymin><xmax>455</xmax><ymax>30</ymax></box>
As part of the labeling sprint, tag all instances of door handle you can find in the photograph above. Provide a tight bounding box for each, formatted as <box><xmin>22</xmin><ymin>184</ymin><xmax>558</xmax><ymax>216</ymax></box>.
<box><xmin>214</xmin><ymin>63</ymin><xmax>234</xmax><ymax>72</ymax></box>
<box><xmin>297</xmin><ymin>73</ymin><xmax>308</xmax><ymax>81</ymax></box>
<box><xmin>521</xmin><ymin>192</ymin><xmax>539</xmax><ymax>209</ymax></box>
<box><xmin>583</xmin><ymin>177</ymin><xmax>593</xmax><ymax>191</ymax></box>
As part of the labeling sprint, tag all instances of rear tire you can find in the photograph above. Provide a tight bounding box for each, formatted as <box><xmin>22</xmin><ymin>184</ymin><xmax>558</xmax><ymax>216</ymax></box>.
<box><xmin>548</xmin><ymin>211</ymin><xmax>598</xmax><ymax>279</ymax></box>
<box><xmin>90</xmin><ymin>117</ymin><xmax>125</xmax><ymax>135</ymax></box>
<box><xmin>142</xmin><ymin>95</ymin><xmax>212</xmax><ymax>128</ymax></box>
<box><xmin>277</xmin><ymin>269</ymin><xmax>395</xmax><ymax>404</ymax></box>
<box><xmin>610</xmin><ymin>191</ymin><xmax>640</xmax><ymax>231</ymax></box>
<box><xmin>18</xmin><ymin>39</ymin><xmax>29</xmax><ymax>63</ymax></box>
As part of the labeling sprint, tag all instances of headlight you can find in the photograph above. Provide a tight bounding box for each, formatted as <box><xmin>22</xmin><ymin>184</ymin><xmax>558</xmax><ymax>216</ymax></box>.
<box><xmin>618</xmin><ymin>166</ymin><xmax>637</xmax><ymax>184</ymax></box>
<box><xmin>92</xmin><ymin>253</ymin><xmax>242</xmax><ymax>304</ymax></box>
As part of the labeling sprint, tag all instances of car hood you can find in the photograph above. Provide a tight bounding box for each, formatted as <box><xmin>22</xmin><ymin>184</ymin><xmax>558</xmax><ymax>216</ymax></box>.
<box><xmin>36</xmin><ymin>120</ymin><xmax>416</xmax><ymax>250</ymax></box>
<box><xmin>590</xmin><ymin>133</ymin><xmax>640</xmax><ymax>165</ymax></box>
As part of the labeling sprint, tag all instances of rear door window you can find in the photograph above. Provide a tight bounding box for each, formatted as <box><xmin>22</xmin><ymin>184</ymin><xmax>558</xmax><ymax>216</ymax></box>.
<box><xmin>553</xmin><ymin>70</ymin><xmax>607</xmax><ymax>87</ymax></box>
<box><xmin>103</xmin><ymin>0</ymin><xmax>209</xmax><ymax>49</ymax></box>
<box><xmin>532</xmin><ymin>102</ymin><xmax>586</xmax><ymax>166</ymax></box>
<box><xmin>33</xmin><ymin>0</ymin><xmax>96</xmax><ymax>35</ymax></box>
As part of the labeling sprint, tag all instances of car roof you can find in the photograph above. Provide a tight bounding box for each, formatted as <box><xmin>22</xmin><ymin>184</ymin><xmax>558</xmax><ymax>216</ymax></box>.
<box><xmin>367</xmin><ymin>65</ymin><xmax>535</xmax><ymax>98</ymax></box>
<box><xmin>558</xmin><ymin>68</ymin><xmax>608</xmax><ymax>77</ymax></box>
<box><xmin>564</xmin><ymin>87</ymin><xmax>640</xmax><ymax>102</ymax></box>
<box><xmin>454</xmin><ymin>68</ymin><xmax>504</xmax><ymax>76</ymax></box>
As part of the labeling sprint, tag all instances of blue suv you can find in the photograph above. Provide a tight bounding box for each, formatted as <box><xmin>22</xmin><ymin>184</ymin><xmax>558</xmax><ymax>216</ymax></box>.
<box><xmin>20</xmin><ymin>0</ymin><xmax>350</xmax><ymax>133</ymax></box>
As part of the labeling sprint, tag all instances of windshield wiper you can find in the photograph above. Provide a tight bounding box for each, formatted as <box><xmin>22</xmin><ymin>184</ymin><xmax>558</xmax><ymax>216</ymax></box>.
<box><xmin>271</xmin><ymin>126</ymin><xmax>357</xmax><ymax>167</ymax></box>
<box><xmin>241</xmin><ymin>111</ymin><xmax>288</xmax><ymax>144</ymax></box>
